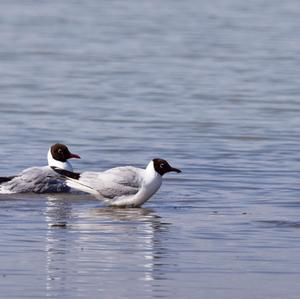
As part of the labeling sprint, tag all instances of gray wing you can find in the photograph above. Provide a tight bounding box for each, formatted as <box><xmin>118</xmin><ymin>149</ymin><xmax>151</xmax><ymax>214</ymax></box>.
<box><xmin>79</xmin><ymin>166</ymin><xmax>143</xmax><ymax>199</ymax></box>
<box><xmin>0</xmin><ymin>166</ymin><xmax>69</xmax><ymax>193</ymax></box>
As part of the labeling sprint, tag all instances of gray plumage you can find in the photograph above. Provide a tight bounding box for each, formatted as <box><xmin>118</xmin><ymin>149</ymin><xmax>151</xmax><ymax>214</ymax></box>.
<box><xmin>77</xmin><ymin>166</ymin><xmax>143</xmax><ymax>200</ymax></box>
<box><xmin>51</xmin><ymin>158</ymin><xmax>181</xmax><ymax>207</ymax></box>
<box><xmin>0</xmin><ymin>166</ymin><xmax>69</xmax><ymax>194</ymax></box>
<box><xmin>0</xmin><ymin>143</ymin><xmax>80</xmax><ymax>194</ymax></box>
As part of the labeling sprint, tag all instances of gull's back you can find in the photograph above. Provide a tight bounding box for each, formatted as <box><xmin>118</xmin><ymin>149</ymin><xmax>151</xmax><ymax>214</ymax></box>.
<box><xmin>74</xmin><ymin>166</ymin><xmax>145</xmax><ymax>200</ymax></box>
<box><xmin>0</xmin><ymin>166</ymin><xmax>69</xmax><ymax>194</ymax></box>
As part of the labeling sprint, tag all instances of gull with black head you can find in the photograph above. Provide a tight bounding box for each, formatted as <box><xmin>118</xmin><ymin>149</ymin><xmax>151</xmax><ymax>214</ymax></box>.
<box><xmin>0</xmin><ymin>143</ymin><xmax>80</xmax><ymax>194</ymax></box>
<box><xmin>52</xmin><ymin>158</ymin><xmax>181</xmax><ymax>207</ymax></box>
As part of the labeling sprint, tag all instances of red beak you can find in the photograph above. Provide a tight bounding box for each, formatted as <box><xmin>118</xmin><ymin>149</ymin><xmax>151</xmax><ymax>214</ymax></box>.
<box><xmin>69</xmin><ymin>153</ymin><xmax>81</xmax><ymax>159</ymax></box>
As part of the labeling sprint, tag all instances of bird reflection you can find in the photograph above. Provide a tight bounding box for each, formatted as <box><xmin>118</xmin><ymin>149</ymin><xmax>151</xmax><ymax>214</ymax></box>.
<box><xmin>45</xmin><ymin>195</ymin><xmax>72</xmax><ymax>228</ymax></box>
<box><xmin>45</xmin><ymin>195</ymin><xmax>172</xmax><ymax>297</ymax></box>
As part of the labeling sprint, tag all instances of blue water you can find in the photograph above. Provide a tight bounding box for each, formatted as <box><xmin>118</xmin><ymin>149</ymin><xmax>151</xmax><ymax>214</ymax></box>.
<box><xmin>0</xmin><ymin>0</ymin><xmax>300</xmax><ymax>298</ymax></box>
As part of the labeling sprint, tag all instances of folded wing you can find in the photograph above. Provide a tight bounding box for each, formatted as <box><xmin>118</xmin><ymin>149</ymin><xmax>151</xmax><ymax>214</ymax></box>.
<box><xmin>0</xmin><ymin>166</ymin><xmax>69</xmax><ymax>194</ymax></box>
<box><xmin>55</xmin><ymin>166</ymin><xmax>144</xmax><ymax>203</ymax></box>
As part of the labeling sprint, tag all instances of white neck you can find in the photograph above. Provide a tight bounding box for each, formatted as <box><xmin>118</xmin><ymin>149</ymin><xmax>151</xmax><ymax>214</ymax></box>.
<box><xmin>47</xmin><ymin>149</ymin><xmax>73</xmax><ymax>171</ymax></box>
<box><xmin>113</xmin><ymin>160</ymin><xmax>162</xmax><ymax>207</ymax></box>
<box><xmin>144</xmin><ymin>160</ymin><xmax>159</xmax><ymax>181</ymax></box>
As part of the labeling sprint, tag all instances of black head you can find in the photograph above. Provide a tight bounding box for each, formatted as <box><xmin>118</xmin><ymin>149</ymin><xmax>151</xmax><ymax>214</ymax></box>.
<box><xmin>153</xmin><ymin>158</ymin><xmax>181</xmax><ymax>176</ymax></box>
<box><xmin>50</xmin><ymin>143</ymin><xmax>80</xmax><ymax>162</ymax></box>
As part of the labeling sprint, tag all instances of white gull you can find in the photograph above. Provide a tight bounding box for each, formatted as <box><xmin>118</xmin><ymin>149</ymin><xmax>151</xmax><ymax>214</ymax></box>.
<box><xmin>53</xmin><ymin>158</ymin><xmax>181</xmax><ymax>207</ymax></box>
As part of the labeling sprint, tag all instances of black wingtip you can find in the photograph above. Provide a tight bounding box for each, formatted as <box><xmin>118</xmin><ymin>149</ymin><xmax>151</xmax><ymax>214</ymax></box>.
<box><xmin>51</xmin><ymin>167</ymin><xmax>81</xmax><ymax>180</ymax></box>
<box><xmin>0</xmin><ymin>176</ymin><xmax>15</xmax><ymax>184</ymax></box>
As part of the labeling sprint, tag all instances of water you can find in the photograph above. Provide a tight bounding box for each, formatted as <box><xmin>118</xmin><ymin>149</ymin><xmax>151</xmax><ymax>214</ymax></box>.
<box><xmin>0</xmin><ymin>0</ymin><xmax>300</xmax><ymax>298</ymax></box>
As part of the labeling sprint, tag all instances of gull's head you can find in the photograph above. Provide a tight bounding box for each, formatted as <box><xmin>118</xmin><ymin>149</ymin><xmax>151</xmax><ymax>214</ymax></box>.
<box><xmin>152</xmin><ymin>158</ymin><xmax>181</xmax><ymax>176</ymax></box>
<box><xmin>47</xmin><ymin>143</ymin><xmax>80</xmax><ymax>171</ymax></box>
<box><xmin>50</xmin><ymin>143</ymin><xmax>81</xmax><ymax>162</ymax></box>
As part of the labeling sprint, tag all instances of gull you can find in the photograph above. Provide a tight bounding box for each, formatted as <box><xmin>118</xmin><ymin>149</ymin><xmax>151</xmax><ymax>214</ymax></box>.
<box><xmin>52</xmin><ymin>158</ymin><xmax>181</xmax><ymax>207</ymax></box>
<box><xmin>0</xmin><ymin>143</ymin><xmax>80</xmax><ymax>193</ymax></box>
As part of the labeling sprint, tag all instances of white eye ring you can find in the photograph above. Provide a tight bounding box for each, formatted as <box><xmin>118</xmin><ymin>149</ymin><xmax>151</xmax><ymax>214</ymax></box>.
<box><xmin>58</xmin><ymin>149</ymin><xmax>62</xmax><ymax>154</ymax></box>
<box><xmin>160</xmin><ymin>163</ymin><xmax>164</xmax><ymax>168</ymax></box>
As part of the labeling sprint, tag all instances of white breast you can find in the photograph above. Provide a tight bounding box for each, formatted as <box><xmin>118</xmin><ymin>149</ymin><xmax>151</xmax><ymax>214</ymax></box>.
<box><xmin>112</xmin><ymin>161</ymin><xmax>162</xmax><ymax>207</ymax></box>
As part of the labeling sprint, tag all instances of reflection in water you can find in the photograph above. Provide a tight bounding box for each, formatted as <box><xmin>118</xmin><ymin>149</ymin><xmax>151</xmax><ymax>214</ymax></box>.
<box><xmin>88</xmin><ymin>207</ymin><xmax>171</xmax><ymax>284</ymax></box>
<box><xmin>45</xmin><ymin>195</ymin><xmax>73</xmax><ymax>298</ymax></box>
<box><xmin>44</xmin><ymin>195</ymin><xmax>172</xmax><ymax>298</ymax></box>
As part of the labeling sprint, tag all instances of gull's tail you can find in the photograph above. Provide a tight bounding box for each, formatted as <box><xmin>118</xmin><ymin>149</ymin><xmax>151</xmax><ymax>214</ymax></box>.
<box><xmin>51</xmin><ymin>167</ymin><xmax>100</xmax><ymax>196</ymax></box>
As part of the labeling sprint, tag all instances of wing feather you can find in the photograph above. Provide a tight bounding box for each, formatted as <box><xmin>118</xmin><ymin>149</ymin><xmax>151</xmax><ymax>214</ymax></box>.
<box><xmin>0</xmin><ymin>166</ymin><xmax>68</xmax><ymax>193</ymax></box>
<box><xmin>78</xmin><ymin>166</ymin><xmax>143</xmax><ymax>199</ymax></box>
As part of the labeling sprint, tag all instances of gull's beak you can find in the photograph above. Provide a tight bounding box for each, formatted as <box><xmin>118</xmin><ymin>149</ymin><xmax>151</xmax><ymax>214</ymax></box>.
<box><xmin>69</xmin><ymin>153</ymin><xmax>81</xmax><ymax>159</ymax></box>
<box><xmin>169</xmin><ymin>167</ymin><xmax>181</xmax><ymax>173</ymax></box>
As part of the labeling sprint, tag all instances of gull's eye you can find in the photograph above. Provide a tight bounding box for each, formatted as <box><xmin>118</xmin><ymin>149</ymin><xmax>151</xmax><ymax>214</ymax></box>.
<box><xmin>58</xmin><ymin>148</ymin><xmax>62</xmax><ymax>154</ymax></box>
<box><xmin>160</xmin><ymin>163</ymin><xmax>164</xmax><ymax>169</ymax></box>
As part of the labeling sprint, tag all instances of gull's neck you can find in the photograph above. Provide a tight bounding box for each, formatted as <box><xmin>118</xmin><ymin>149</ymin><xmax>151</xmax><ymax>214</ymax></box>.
<box><xmin>144</xmin><ymin>160</ymin><xmax>160</xmax><ymax>181</ymax></box>
<box><xmin>131</xmin><ymin>160</ymin><xmax>162</xmax><ymax>206</ymax></box>
<box><xmin>47</xmin><ymin>149</ymin><xmax>73</xmax><ymax>171</ymax></box>
<box><xmin>112</xmin><ymin>160</ymin><xmax>162</xmax><ymax>207</ymax></box>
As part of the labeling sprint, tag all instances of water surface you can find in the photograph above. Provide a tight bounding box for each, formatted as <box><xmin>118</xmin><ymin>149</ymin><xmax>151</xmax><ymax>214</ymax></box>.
<box><xmin>0</xmin><ymin>0</ymin><xmax>300</xmax><ymax>298</ymax></box>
